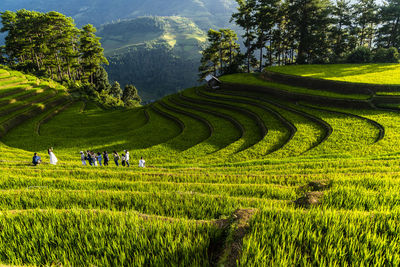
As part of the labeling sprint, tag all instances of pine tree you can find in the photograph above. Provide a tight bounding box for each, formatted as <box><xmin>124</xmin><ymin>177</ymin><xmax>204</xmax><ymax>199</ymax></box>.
<box><xmin>331</xmin><ymin>0</ymin><xmax>354</xmax><ymax>60</ymax></box>
<box><xmin>110</xmin><ymin>81</ymin><xmax>123</xmax><ymax>99</ymax></box>
<box><xmin>288</xmin><ymin>0</ymin><xmax>332</xmax><ymax>63</ymax></box>
<box><xmin>220</xmin><ymin>29</ymin><xmax>241</xmax><ymax>74</ymax></box>
<box><xmin>199</xmin><ymin>29</ymin><xmax>222</xmax><ymax>79</ymax></box>
<box><xmin>122</xmin><ymin>84</ymin><xmax>141</xmax><ymax>107</ymax></box>
<box><xmin>199</xmin><ymin>29</ymin><xmax>241</xmax><ymax>79</ymax></box>
<box><xmin>79</xmin><ymin>24</ymin><xmax>108</xmax><ymax>84</ymax></box>
<box><xmin>231</xmin><ymin>0</ymin><xmax>257</xmax><ymax>72</ymax></box>
<box><xmin>352</xmin><ymin>0</ymin><xmax>378</xmax><ymax>48</ymax></box>
<box><xmin>377</xmin><ymin>0</ymin><xmax>400</xmax><ymax>49</ymax></box>
<box><xmin>254</xmin><ymin>0</ymin><xmax>280</xmax><ymax>71</ymax></box>
<box><xmin>93</xmin><ymin>66</ymin><xmax>111</xmax><ymax>93</ymax></box>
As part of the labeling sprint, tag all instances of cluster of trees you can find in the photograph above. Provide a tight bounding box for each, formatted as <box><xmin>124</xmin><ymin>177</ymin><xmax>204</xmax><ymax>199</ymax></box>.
<box><xmin>200</xmin><ymin>0</ymin><xmax>400</xmax><ymax>77</ymax></box>
<box><xmin>0</xmin><ymin>10</ymin><xmax>141</xmax><ymax>108</ymax></box>
<box><xmin>199</xmin><ymin>29</ymin><xmax>241</xmax><ymax>79</ymax></box>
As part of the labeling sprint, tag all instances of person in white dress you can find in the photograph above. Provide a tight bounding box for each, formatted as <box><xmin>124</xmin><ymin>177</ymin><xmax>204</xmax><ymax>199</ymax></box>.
<box><xmin>48</xmin><ymin>148</ymin><xmax>58</xmax><ymax>165</ymax></box>
<box><xmin>138</xmin><ymin>157</ymin><xmax>145</xmax><ymax>168</ymax></box>
<box><xmin>124</xmin><ymin>150</ymin><xmax>130</xmax><ymax>167</ymax></box>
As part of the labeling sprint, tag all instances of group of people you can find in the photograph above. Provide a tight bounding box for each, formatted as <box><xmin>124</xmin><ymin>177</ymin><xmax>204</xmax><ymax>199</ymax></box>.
<box><xmin>32</xmin><ymin>148</ymin><xmax>58</xmax><ymax>166</ymax></box>
<box><xmin>80</xmin><ymin>150</ymin><xmax>145</xmax><ymax>167</ymax></box>
<box><xmin>32</xmin><ymin>148</ymin><xmax>145</xmax><ymax>167</ymax></box>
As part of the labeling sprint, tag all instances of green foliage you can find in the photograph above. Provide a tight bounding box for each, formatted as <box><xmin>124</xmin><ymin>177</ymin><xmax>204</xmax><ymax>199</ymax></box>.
<box><xmin>98</xmin><ymin>90</ymin><xmax>125</xmax><ymax>109</ymax></box>
<box><xmin>373</xmin><ymin>47</ymin><xmax>400</xmax><ymax>63</ymax></box>
<box><xmin>377</xmin><ymin>0</ymin><xmax>400</xmax><ymax>49</ymax></box>
<box><xmin>347</xmin><ymin>47</ymin><xmax>373</xmax><ymax>63</ymax></box>
<box><xmin>231</xmin><ymin>0</ymin><xmax>257</xmax><ymax>72</ymax></box>
<box><xmin>122</xmin><ymin>84</ymin><xmax>141</xmax><ymax>107</ymax></box>
<box><xmin>109</xmin><ymin>81</ymin><xmax>123</xmax><ymax>99</ymax></box>
<box><xmin>79</xmin><ymin>24</ymin><xmax>109</xmax><ymax>83</ymax></box>
<box><xmin>199</xmin><ymin>28</ymin><xmax>242</xmax><ymax>79</ymax></box>
<box><xmin>0</xmin><ymin>210</ymin><xmax>220</xmax><ymax>266</ymax></box>
<box><xmin>226</xmin><ymin>0</ymin><xmax>400</xmax><ymax>68</ymax></box>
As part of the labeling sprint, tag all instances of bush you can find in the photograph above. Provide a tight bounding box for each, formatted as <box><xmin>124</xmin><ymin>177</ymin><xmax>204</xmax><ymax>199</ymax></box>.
<box><xmin>99</xmin><ymin>90</ymin><xmax>125</xmax><ymax>109</ymax></box>
<box><xmin>373</xmin><ymin>47</ymin><xmax>400</xmax><ymax>63</ymax></box>
<box><xmin>346</xmin><ymin>47</ymin><xmax>372</xmax><ymax>63</ymax></box>
<box><xmin>124</xmin><ymin>99</ymin><xmax>141</xmax><ymax>108</ymax></box>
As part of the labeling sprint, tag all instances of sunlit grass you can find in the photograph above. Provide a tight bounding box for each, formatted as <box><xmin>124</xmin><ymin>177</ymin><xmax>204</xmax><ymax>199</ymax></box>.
<box><xmin>267</xmin><ymin>63</ymin><xmax>400</xmax><ymax>84</ymax></box>
<box><xmin>220</xmin><ymin>73</ymin><xmax>370</xmax><ymax>99</ymax></box>
<box><xmin>2</xmin><ymin>64</ymin><xmax>400</xmax><ymax>265</ymax></box>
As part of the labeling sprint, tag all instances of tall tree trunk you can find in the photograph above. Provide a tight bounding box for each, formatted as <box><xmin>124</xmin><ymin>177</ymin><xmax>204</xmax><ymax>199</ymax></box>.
<box><xmin>219</xmin><ymin>47</ymin><xmax>223</xmax><ymax>76</ymax></box>
<box><xmin>229</xmin><ymin>45</ymin><xmax>232</xmax><ymax>67</ymax></box>
<box><xmin>391</xmin><ymin>17</ymin><xmax>399</xmax><ymax>47</ymax></box>
<box><xmin>246</xmin><ymin>28</ymin><xmax>251</xmax><ymax>73</ymax></box>
<box><xmin>56</xmin><ymin>54</ymin><xmax>62</xmax><ymax>80</ymax></box>
<box><xmin>268</xmin><ymin>38</ymin><xmax>273</xmax><ymax>66</ymax></box>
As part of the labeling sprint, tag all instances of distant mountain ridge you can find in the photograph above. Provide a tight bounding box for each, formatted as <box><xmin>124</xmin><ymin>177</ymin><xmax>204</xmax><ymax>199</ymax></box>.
<box><xmin>0</xmin><ymin>0</ymin><xmax>237</xmax><ymax>29</ymax></box>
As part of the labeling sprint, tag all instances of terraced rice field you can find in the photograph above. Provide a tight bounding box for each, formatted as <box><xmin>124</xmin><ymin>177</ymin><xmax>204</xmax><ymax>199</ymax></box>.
<box><xmin>266</xmin><ymin>63</ymin><xmax>400</xmax><ymax>85</ymax></box>
<box><xmin>2</xmin><ymin>65</ymin><xmax>400</xmax><ymax>265</ymax></box>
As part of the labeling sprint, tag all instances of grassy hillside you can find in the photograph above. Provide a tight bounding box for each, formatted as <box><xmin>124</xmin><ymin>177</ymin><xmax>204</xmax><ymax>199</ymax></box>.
<box><xmin>3</xmin><ymin>65</ymin><xmax>400</xmax><ymax>265</ymax></box>
<box><xmin>98</xmin><ymin>16</ymin><xmax>207</xmax><ymax>101</ymax></box>
<box><xmin>267</xmin><ymin>63</ymin><xmax>400</xmax><ymax>84</ymax></box>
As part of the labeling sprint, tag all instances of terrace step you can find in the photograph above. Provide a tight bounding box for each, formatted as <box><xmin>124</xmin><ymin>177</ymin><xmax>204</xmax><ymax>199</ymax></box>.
<box><xmin>220</xmin><ymin>80</ymin><xmax>374</xmax><ymax>109</ymax></box>
<box><xmin>0</xmin><ymin>86</ymin><xmax>52</xmax><ymax>108</ymax></box>
<box><xmin>0</xmin><ymin>87</ymin><xmax>31</xmax><ymax>99</ymax></box>
<box><xmin>263</xmin><ymin>70</ymin><xmax>384</xmax><ymax>95</ymax></box>
<box><xmin>170</xmin><ymin>95</ymin><xmax>243</xmax><ymax>155</ymax></box>
<box><xmin>179</xmin><ymin>91</ymin><xmax>263</xmax><ymax>153</ymax></box>
<box><xmin>0</xmin><ymin>89</ymin><xmax>57</xmax><ymax>118</ymax></box>
<box><xmin>371</xmin><ymin>95</ymin><xmax>400</xmax><ymax>106</ymax></box>
<box><xmin>161</xmin><ymin>97</ymin><xmax>213</xmax><ymax>143</ymax></box>
<box><xmin>196</xmin><ymin>89</ymin><xmax>267</xmax><ymax>138</ymax></box>
<box><xmin>35</xmin><ymin>101</ymin><xmax>74</xmax><ymax>135</ymax></box>
<box><xmin>0</xmin><ymin>86</ymin><xmax>37</xmax><ymax>107</ymax></box>
<box><xmin>178</xmin><ymin>93</ymin><xmax>244</xmax><ymax>140</ymax></box>
<box><xmin>150</xmin><ymin>102</ymin><xmax>185</xmax><ymax>134</ymax></box>
<box><xmin>299</xmin><ymin>104</ymin><xmax>385</xmax><ymax>143</ymax></box>
<box><xmin>0</xmin><ymin>71</ymin><xmax>10</xmax><ymax>77</ymax></box>
<box><xmin>219</xmin><ymin>89</ymin><xmax>333</xmax><ymax>153</ymax></box>
<box><xmin>0</xmin><ymin>94</ymin><xmax>70</xmax><ymax>138</ymax></box>
<box><xmin>0</xmin><ymin>79</ymin><xmax>28</xmax><ymax>89</ymax></box>
<box><xmin>198</xmin><ymin>89</ymin><xmax>297</xmax><ymax>155</ymax></box>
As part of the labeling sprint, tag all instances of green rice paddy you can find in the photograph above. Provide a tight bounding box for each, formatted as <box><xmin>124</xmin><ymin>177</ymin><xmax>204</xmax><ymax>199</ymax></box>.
<box><xmin>1</xmin><ymin>65</ymin><xmax>400</xmax><ymax>265</ymax></box>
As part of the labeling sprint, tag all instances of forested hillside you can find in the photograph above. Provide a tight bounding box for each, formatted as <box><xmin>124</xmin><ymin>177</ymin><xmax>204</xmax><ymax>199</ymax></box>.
<box><xmin>98</xmin><ymin>17</ymin><xmax>207</xmax><ymax>101</ymax></box>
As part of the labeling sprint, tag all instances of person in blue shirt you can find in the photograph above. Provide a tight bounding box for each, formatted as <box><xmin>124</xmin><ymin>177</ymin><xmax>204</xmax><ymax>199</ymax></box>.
<box><xmin>97</xmin><ymin>152</ymin><xmax>102</xmax><ymax>166</ymax></box>
<box><xmin>32</xmin><ymin>153</ymin><xmax>41</xmax><ymax>166</ymax></box>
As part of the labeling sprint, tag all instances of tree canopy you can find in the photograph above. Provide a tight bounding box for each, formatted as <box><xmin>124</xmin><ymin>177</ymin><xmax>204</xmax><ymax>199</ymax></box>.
<box><xmin>200</xmin><ymin>0</ymin><xmax>400</xmax><ymax>77</ymax></box>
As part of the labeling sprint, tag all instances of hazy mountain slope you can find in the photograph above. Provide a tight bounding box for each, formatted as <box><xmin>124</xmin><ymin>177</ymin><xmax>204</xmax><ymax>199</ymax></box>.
<box><xmin>98</xmin><ymin>16</ymin><xmax>207</xmax><ymax>101</ymax></box>
<box><xmin>0</xmin><ymin>0</ymin><xmax>237</xmax><ymax>29</ymax></box>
